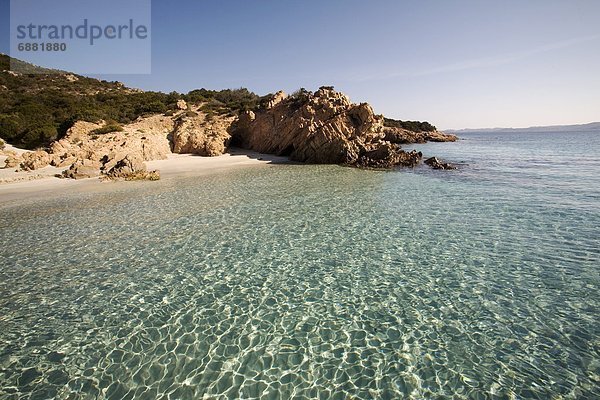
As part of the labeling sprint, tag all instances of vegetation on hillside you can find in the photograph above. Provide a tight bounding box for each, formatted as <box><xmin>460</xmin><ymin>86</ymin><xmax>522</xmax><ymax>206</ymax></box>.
<box><xmin>0</xmin><ymin>55</ymin><xmax>263</xmax><ymax>149</ymax></box>
<box><xmin>384</xmin><ymin>117</ymin><xmax>437</xmax><ymax>132</ymax></box>
<box><xmin>186</xmin><ymin>88</ymin><xmax>262</xmax><ymax>116</ymax></box>
<box><xmin>90</xmin><ymin>122</ymin><xmax>124</xmax><ymax>135</ymax></box>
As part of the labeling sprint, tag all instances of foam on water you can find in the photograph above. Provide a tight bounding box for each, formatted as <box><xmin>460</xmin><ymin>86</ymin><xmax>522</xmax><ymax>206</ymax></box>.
<box><xmin>1</xmin><ymin>130</ymin><xmax>599</xmax><ymax>399</ymax></box>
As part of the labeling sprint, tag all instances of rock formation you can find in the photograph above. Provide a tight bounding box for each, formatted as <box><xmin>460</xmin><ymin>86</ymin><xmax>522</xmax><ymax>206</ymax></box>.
<box><xmin>356</xmin><ymin>144</ymin><xmax>422</xmax><ymax>169</ymax></box>
<box><xmin>50</xmin><ymin>116</ymin><xmax>173</xmax><ymax>165</ymax></box>
<box><xmin>102</xmin><ymin>154</ymin><xmax>159</xmax><ymax>180</ymax></box>
<box><xmin>424</xmin><ymin>157</ymin><xmax>456</xmax><ymax>170</ymax></box>
<box><xmin>20</xmin><ymin>151</ymin><xmax>50</xmax><ymax>171</ymax></box>
<box><xmin>62</xmin><ymin>159</ymin><xmax>101</xmax><ymax>179</ymax></box>
<box><xmin>2</xmin><ymin>89</ymin><xmax>459</xmax><ymax>180</ymax></box>
<box><xmin>3</xmin><ymin>152</ymin><xmax>22</xmax><ymax>169</ymax></box>
<box><xmin>176</xmin><ymin>99</ymin><xmax>188</xmax><ymax>110</ymax></box>
<box><xmin>232</xmin><ymin>87</ymin><xmax>426</xmax><ymax>168</ymax></box>
<box><xmin>384</xmin><ymin>127</ymin><xmax>457</xmax><ymax>144</ymax></box>
<box><xmin>48</xmin><ymin>117</ymin><xmax>172</xmax><ymax>179</ymax></box>
<box><xmin>171</xmin><ymin>112</ymin><xmax>235</xmax><ymax>156</ymax></box>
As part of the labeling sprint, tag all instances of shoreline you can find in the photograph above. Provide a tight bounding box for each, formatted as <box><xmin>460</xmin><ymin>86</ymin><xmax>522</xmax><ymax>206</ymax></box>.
<box><xmin>0</xmin><ymin>149</ymin><xmax>289</xmax><ymax>203</ymax></box>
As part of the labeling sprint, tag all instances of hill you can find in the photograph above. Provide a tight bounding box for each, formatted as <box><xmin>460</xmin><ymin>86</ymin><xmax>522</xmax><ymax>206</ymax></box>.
<box><xmin>447</xmin><ymin>122</ymin><xmax>600</xmax><ymax>134</ymax></box>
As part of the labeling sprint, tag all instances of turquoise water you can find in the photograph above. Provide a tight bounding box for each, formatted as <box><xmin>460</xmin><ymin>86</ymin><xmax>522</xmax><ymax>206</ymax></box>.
<box><xmin>1</xmin><ymin>130</ymin><xmax>599</xmax><ymax>399</ymax></box>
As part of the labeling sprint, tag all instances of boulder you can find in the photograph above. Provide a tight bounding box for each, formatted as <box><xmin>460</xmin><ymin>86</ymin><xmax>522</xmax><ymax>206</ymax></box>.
<box><xmin>51</xmin><ymin>155</ymin><xmax>78</xmax><ymax>168</ymax></box>
<box><xmin>102</xmin><ymin>154</ymin><xmax>160</xmax><ymax>181</ymax></box>
<box><xmin>4</xmin><ymin>153</ymin><xmax>22</xmax><ymax>169</ymax></box>
<box><xmin>20</xmin><ymin>151</ymin><xmax>50</xmax><ymax>171</ymax></box>
<box><xmin>176</xmin><ymin>99</ymin><xmax>188</xmax><ymax>110</ymax></box>
<box><xmin>62</xmin><ymin>159</ymin><xmax>101</xmax><ymax>179</ymax></box>
<box><xmin>105</xmin><ymin>155</ymin><xmax>147</xmax><ymax>178</ymax></box>
<box><xmin>424</xmin><ymin>157</ymin><xmax>456</xmax><ymax>170</ymax></box>
<box><xmin>356</xmin><ymin>144</ymin><xmax>422</xmax><ymax>169</ymax></box>
<box><xmin>265</xmin><ymin>91</ymin><xmax>287</xmax><ymax>109</ymax></box>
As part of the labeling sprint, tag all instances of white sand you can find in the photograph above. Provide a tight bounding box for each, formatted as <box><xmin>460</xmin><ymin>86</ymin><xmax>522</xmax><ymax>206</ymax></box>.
<box><xmin>0</xmin><ymin>147</ymin><xmax>289</xmax><ymax>203</ymax></box>
<box><xmin>145</xmin><ymin>149</ymin><xmax>289</xmax><ymax>178</ymax></box>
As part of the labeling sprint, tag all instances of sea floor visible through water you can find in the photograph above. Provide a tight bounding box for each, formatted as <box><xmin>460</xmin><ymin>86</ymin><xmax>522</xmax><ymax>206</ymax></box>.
<box><xmin>0</xmin><ymin>130</ymin><xmax>599</xmax><ymax>399</ymax></box>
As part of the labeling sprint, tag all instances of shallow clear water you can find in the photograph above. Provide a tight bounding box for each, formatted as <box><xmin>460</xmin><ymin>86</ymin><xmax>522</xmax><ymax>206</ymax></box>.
<box><xmin>1</xmin><ymin>130</ymin><xmax>599</xmax><ymax>399</ymax></box>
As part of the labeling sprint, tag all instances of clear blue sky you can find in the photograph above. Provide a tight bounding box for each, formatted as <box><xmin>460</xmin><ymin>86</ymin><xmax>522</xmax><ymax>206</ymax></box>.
<box><xmin>2</xmin><ymin>0</ymin><xmax>599</xmax><ymax>129</ymax></box>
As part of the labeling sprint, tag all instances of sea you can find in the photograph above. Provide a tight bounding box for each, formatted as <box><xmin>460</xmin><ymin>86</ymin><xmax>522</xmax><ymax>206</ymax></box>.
<box><xmin>1</xmin><ymin>129</ymin><xmax>599</xmax><ymax>399</ymax></box>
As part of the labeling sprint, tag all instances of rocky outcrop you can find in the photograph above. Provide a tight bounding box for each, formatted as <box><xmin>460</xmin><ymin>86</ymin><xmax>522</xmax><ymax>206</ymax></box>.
<box><xmin>384</xmin><ymin>128</ymin><xmax>457</xmax><ymax>144</ymax></box>
<box><xmin>356</xmin><ymin>144</ymin><xmax>422</xmax><ymax>169</ymax></box>
<box><xmin>232</xmin><ymin>87</ymin><xmax>422</xmax><ymax>168</ymax></box>
<box><xmin>50</xmin><ymin>117</ymin><xmax>172</xmax><ymax>165</ymax></box>
<box><xmin>424</xmin><ymin>157</ymin><xmax>456</xmax><ymax>170</ymax></box>
<box><xmin>172</xmin><ymin>113</ymin><xmax>234</xmax><ymax>156</ymax></box>
<box><xmin>47</xmin><ymin>116</ymin><xmax>172</xmax><ymax>178</ymax></box>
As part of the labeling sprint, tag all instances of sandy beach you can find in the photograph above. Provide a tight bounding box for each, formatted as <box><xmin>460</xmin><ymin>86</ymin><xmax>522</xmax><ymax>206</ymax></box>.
<box><xmin>0</xmin><ymin>148</ymin><xmax>289</xmax><ymax>203</ymax></box>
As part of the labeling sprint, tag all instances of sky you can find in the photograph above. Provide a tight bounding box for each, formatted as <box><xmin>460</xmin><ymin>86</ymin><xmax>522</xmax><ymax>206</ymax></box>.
<box><xmin>1</xmin><ymin>0</ymin><xmax>599</xmax><ymax>129</ymax></box>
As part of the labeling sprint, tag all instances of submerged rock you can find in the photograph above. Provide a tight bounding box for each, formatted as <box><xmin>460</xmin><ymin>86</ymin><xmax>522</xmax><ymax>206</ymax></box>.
<box><xmin>356</xmin><ymin>144</ymin><xmax>423</xmax><ymax>169</ymax></box>
<box><xmin>424</xmin><ymin>157</ymin><xmax>456</xmax><ymax>170</ymax></box>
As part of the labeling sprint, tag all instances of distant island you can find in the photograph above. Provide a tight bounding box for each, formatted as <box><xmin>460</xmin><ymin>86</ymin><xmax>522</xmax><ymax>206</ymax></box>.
<box><xmin>447</xmin><ymin>122</ymin><xmax>600</xmax><ymax>134</ymax></box>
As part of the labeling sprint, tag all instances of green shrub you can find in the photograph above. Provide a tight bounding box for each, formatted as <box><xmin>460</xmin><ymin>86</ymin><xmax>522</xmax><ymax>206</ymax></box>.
<box><xmin>289</xmin><ymin>88</ymin><xmax>311</xmax><ymax>110</ymax></box>
<box><xmin>187</xmin><ymin>88</ymin><xmax>261</xmax><ymax>114</ymax></box>
<box><xmin>91</xmin><ymin>123</ymin><xmax>124</xmax><ymax>135</ymax></box>
<box><xmin>20</xmin><ymin>125</ymin><xmax>58</xmax><ymax>149</ymax></box>
<box><xmin>0</xmin><ymin>115</ymin><xmax>21</xmax><ymax>142</ymax></box>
